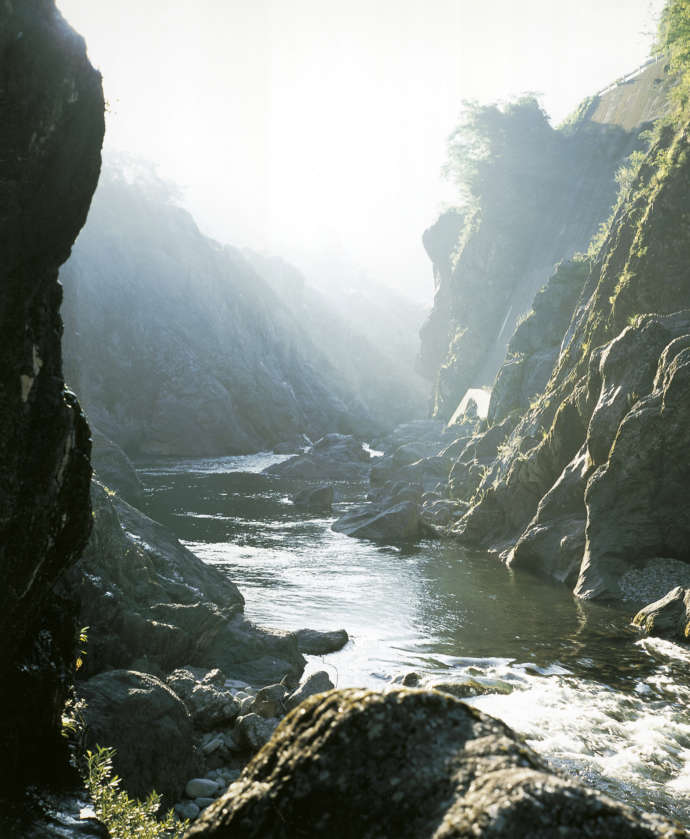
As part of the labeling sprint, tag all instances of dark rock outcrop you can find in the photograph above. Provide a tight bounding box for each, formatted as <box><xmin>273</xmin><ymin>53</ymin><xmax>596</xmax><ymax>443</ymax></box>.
<box><xmin>79</xmin><ymin>670</ymin><xmax>200</xmax><ymax>803</ymax></box>
<box><xmin>294</xmin><ymin>628</ymin><xmax>348</xmax><ymax>655</ymax></box>
<box><xmin>187</xmin><ymin>688</ymin><xmax>682</xmax><ymax>838</ymax></box>
<box><xmin>71</xmin><ymin>480</ymin><xmax>305</xmax><ymax>685</ymax></box>
<box><xmin>0</xmin><ymin>0</ymin><xmax>103</xmax><ymax>791</ymax></box>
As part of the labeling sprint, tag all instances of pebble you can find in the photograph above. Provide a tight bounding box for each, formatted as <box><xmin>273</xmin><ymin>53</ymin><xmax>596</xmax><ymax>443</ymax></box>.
<box><xmin>185</xmin><ymin>777</ymin><xmax>219</xmax><ymax>798</ymax></box>
<box><xmin>194</xmin><ymin>796</ymin><xmax>216</xmax><ymax>810</ymax></box>
<box><xmin>225</xmin><ymin>679</ymin><xmax>250</xmax><ymax>691</ymax></box>
<box><xmin>174</xmin><ymin>800</ymin><xmax>200</xmax><ymax>820</ymax></box>
<box><xmin>200</xmin><ymin>733</ymin><xmax>225</xmax><ymax>755</ymax></box>
<box><xmin>619</xmin><ymin>557</ymin><xmax>690</xmax><ymax>603</ymax></box>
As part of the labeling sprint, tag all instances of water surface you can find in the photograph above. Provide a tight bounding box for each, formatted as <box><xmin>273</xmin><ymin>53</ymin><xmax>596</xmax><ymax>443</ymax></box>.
<box><xmin>139</xmin><ymin>452</ymin><xmax>690</xmax><ymax>825</ymax></box>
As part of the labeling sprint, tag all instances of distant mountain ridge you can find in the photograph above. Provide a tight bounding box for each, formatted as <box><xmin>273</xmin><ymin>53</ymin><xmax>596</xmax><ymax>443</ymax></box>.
<box><xmin>61</xmin><ymin>162</ymin><xmax>366</xmax><ymax>455</ymax></box>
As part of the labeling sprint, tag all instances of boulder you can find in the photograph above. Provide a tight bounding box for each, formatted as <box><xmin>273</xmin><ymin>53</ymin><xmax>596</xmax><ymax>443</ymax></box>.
<box><xmin>250</xmin><ymin>683</ymin><xmax>288</xmax><ymax>718</ymax></box>
<box><xmin>166</xmin><ymin>668</ymin><xmax>240</xmax><ymax>730</ymax></box>
<box><xmin>293</xmin><ymin>485</ymin><xmax>334</xmax><ymax>511</ymax></box>
<box><xmin>235</xmin><ymin>714</ymin><xmax>279</xmax><ymax>752</ymax></box>
<box><xmin>265</xmin><ymin>434</ymin><xmax>372</xmax><ymax>481</ymax></box>
<box><xmin>633</xmin><ymin>587</ymin><xmax>690</xmax><ymax>641</ymax></box>
<box><xmin>285</xmin><ymin>671</ymin><xmax>335</xmax><ymax>712</ymax></box>
<box><xmin>273</xmin><ymin>434</ymin><xmax>312</xmax><ymax>454</ymax></box>
<box><xmin>294</xmin><ymin>628</ymin><xmax>349</xmax><ymax>655</ymax></box>
<box><xmin>71</xmin><ymin>482</ymin><xmax>305</xmax><ymax>686</ymax></box>
<box><xmin>185</xmin><ymin>779</ymin><xmax>220</xmax><ymax>799</ymax></box>
<box><xmin>332</xmin><ymin>501</ymin><xmax>423</xmax><ymax>543</ymax></box>
<box><xmin>79</xmin><ymin>670</ymin><xmax>200</xmax><ymax>803</ymax></box>
<box><xmin>187</xmin><ymin>689</ymin><xmax>681</xmax><ymax>838</ymax></box>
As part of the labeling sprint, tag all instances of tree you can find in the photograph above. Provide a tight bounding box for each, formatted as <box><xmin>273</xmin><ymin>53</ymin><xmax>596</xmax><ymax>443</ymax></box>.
<box><xmin>657</xmin><ymin>0</ymin><xmax>690</xmax><ymax>114</ymax></box>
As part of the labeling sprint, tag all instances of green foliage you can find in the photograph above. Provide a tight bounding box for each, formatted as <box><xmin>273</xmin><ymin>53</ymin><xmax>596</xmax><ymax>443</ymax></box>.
<box><xmin>443</xmin><ymin>96</ymin><xmax>554</xmax><ymax>210</ymax></box>
<box><xmin>657</xmin><ymin>0</ymin><xmax>690</xmax><ymax>115</ymax></box>
<box><xmin>76</xmin><ymin>625</ymin><xmax>89</xmax><ymax>672</ymax></box>
<box><xmin>584</xmin><ymin>148</ymin><xmax>648</xmax><ymax>259</ymax></box>
<box><xmin>558</xmin><ymin>94</ymin><xmax>601</xmax><ymax>134</ymax></box>
<box><xmin>84</xmin><ymin>746</ymin><xmax>188</xmax><ymax>839</ymax></box>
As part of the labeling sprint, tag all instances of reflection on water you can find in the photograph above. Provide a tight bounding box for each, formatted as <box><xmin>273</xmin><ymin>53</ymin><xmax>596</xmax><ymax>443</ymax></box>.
<box><xmin>139</xmin><ymin>453</ymin><xmax>690</xmax><ymax>825</ymax></box>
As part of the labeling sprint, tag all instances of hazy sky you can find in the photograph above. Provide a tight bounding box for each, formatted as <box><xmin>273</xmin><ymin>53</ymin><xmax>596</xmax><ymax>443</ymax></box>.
<box><xmin>58</xmin><ymin>0</ymin><xmax>664</xmax><ymax>302</ymax></box>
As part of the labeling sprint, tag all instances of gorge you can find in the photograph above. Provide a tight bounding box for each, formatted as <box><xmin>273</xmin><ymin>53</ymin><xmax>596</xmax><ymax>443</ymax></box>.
<box><xmin>2</xmin><ymin>1</ymin><xmax>690</xmax><ymax>838</ymax></box>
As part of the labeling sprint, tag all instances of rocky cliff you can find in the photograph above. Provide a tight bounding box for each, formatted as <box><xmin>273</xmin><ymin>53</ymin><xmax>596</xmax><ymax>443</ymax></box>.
<box><xmin>0</xmin><ymin>0</ymin><xmax>103</xmax><ymax>791</ymax></box>
<box><xmin>60</xmin><ymin>161</ymin><xmax>406</xmax><ymax>458</ymax></box>
<box><xmin>443</xmin><ymin>113</ymin><xmax>690</xmax><ymax>604</ymax></box>
<box><xmin>421</xmin><ymin>64</ymin><xmax>672</xmax><ymax>422</ymax></box>
<box><xmin>245</xmin><ymin>251</ymin><xmax>428</xmax><ymax>430</ymax></box>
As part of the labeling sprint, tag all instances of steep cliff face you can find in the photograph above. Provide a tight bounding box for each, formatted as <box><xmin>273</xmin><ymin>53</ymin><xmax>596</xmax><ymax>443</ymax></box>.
<box><xmin>246</xmin><ymin>251</ymin><xmax>428</xmax><ymax>429</ymax></box>
<box><xmin>448</xmin><ymin>117</ymin><xmax>690</xmax><ymax>602</ymax></box>
<box><xmin>0</xmin><ymin>0</ymin><xmax>103</xmax><ymax>788</ymax></box>
<box><xmin>61</xmin><ymin>164</ymin><xmax>380</xmax><ymax>457</ymax></box>
<box><xmin>421</xmin><ymin>66</ymin><xmax>671</xmax><ymax>422</ymax></box>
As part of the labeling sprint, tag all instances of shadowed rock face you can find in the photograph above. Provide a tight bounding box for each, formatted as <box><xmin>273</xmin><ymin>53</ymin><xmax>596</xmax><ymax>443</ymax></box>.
<box><xmin>187</xmin><ymin>689</ymin><xmax>682</xmax><ymax>839</ymax></box>
<box><xmin>0</xmin><ymin>0</ymin><xmax>104</xmax><ymax>788</ymax></box>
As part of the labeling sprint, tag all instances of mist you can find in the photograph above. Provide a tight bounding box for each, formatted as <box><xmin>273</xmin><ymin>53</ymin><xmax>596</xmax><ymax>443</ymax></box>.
<box><xmin>57</xmin><ymin>0</ymin><xmax>663</xmax><ymax>303</ymax></box>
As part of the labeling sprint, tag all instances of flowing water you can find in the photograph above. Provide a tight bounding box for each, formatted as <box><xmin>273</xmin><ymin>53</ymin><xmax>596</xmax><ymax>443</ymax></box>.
<box><xmin>139</xmin><ymin>452</ymin><xmax>690</xmax><ymax>827</ymax></box>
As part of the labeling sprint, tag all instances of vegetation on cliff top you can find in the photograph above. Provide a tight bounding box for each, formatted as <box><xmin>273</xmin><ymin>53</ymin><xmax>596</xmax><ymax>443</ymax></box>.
<box><xmin>658</xmin><ymin>0</ymin><xmax>690</xmax><ymax>113</ymax></box>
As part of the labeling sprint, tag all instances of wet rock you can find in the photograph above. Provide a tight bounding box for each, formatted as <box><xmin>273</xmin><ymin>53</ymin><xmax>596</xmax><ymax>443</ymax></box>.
<box><xmin>332</xmin><ymin>501</ymin><xmax>423</xmax><ymax>543</ymax></box>
<box><xmin>293</xmin><ymin>484</ymin><xmax>334</xmax><ymax>511</ymax></box>
<box><xmin>633</xmin><ymin>587</ymin><xmax>690</xmax><ymax>642</ymax></box>
<box><xmin>186</xmin><ymin>688</ymin><xmax>681</xmax><ymax>839</ymax></box>
<box><xmin>79</xmin><ymin>670</ymin><xmax>200</xmax><ymax>803</ymax></box>
<box><xmin>433</xmin><ymin>678</ymin><xmax>513</xmax><ymax>698</ymax></box>
<box><xmin>294</xmin><ymin>628</ymin><xmax>349</xmax><ymax>655</ymax></box>
<box><xmin>392</xmin><ymin>671</ymin><xmax>421</xmax><ymax>687</ymax></box>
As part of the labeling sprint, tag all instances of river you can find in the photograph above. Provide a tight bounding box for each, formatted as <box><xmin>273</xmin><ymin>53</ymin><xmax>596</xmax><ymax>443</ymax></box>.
<box><xmin>139</xmin><ymin>452</ymin><xmax>690</xmax><ymax>826</ymax></box>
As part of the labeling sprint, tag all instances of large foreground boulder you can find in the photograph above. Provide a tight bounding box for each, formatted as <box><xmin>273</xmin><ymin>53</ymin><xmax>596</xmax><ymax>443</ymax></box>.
<box><xmin>188</xmin><ymin>689</ymin><xmax>682</xmax><ymax>838</ymax></box>
<box><xmin>79</xmin><ymin>670</ymin><xmax>200</xmax><ymax>803</ymax></box>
